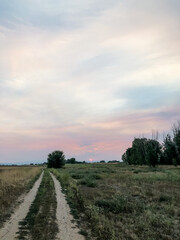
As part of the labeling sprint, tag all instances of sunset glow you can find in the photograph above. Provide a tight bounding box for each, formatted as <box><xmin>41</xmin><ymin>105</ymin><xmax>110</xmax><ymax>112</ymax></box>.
<box><xmin>89</xmin><ymin>158</ymin><xmax>95</xmax><ymax>162</ymax></box>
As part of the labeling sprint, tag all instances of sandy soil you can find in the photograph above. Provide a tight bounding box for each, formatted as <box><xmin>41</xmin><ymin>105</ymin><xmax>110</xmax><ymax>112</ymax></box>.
<box><xmin>0</xmin><ymin>171</ymin><xmax>44</xmax><ymax>240</ymax></box>
<box><xmin>50</xmin><ymin>173</ymin><xmax>85</xmax><ymax>240</ymax></box>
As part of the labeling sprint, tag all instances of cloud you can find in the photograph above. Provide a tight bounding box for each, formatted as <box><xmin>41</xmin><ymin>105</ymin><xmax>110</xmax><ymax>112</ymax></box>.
<box><xmin>0</xmin><ymin>0</ymin><xmax>120</xmax><ymax>30</ymax></box>
<box><xmin>115</xmin><ymin>85</ymin><xmax>180</xmax><ymax>110</ymax></box>
<box><xmin>0</xmin><ymin>0</ymin><xmax>180</xmax><ymax>163</ymax></box>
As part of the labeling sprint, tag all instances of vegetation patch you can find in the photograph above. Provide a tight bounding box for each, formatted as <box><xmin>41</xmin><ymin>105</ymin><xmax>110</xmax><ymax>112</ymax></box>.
<box><xmin>17</xmin><ymin>170</ymin><xmax>58</xmax><ymax>240</ymax></box>
<box><xmin>95</xmin><ymin>195</ymin><xmax>133</xmax><ymax>214</ymax></box>
<box><xmin>78</xmin><ymin>176</ymin><xmax>98</xmax><ymax>188</ymax></box>
<box><xmin>0</xmin><ymin>166</ymin><xmax>42</xmax><ymax>228</ymax></box>
<box><xmin>51</xmin><ymin>163</ymin><xmax>180</xmax><ymax>240</ymax></box>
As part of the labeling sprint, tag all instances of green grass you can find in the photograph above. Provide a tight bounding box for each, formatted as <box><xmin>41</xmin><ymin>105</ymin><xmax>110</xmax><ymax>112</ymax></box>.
<box><xmin>52</xmin><ymin>163</ymin><xmax>180</xmax><ymax>240</ymax></box>
<box><xmin>17</xmin><ymin>169</ymin><xmax>58</xmax><ymax>240</ymax></box>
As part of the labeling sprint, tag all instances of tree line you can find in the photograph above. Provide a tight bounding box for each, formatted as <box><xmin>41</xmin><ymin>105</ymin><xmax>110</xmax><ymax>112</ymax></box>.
<box><xmin>47</xmin><ymin>151</ymin><xmax>86</xmax><ymax>168</ymax></box>
<box><xmin>122</xmin><ymin>121</ymin><xmax>180</xmax><ymax>167</ymax></box>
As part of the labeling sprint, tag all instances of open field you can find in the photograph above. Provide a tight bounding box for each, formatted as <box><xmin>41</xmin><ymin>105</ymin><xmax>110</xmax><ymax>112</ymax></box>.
<box><xmin>0</xmin><ymin>166</ymin><xmax>42</xmax><ymax>227</ymax></box>
<box><xmin>52</xmin><ymin>164</ymin><xmax>180</xmax><ymax>240</ymax></box>
<box><xmin>0</xmin><ymin>164</ymin><xmax>179</xmax><ymax>240</ymax></box>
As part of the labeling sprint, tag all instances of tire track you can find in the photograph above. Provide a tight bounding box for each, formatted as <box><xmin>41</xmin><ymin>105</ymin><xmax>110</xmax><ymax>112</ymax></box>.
<box><xmin>50</xmin><ymin>173</ymin><xmax>85</xmax><ymax>240</ymax></box>
<box><xmin>0</xmin><ymin>171</ymin><xmax>44</xmax><ymax>240</ymax></box>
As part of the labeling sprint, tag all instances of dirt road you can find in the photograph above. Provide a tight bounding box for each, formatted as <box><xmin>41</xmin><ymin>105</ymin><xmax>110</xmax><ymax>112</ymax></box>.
<box><xmin>0</xmin><ymin>171</ymin><xmax>85</xmax><ymax>240</ymax></box>
<box><xmin>50</xmin><ymin>173</ymin><xmax>85</xmax><ymax>240</ymax></box>
<box><xmin>0</xmin><ymin>172</ymin><xmax>44</xmax><ymax>240</ymax></box>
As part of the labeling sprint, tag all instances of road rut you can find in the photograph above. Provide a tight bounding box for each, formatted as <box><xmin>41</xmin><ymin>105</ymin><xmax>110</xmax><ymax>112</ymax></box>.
<box><xmin>50</xmin><ymin>173</ymin><xmax>85</xmax><ymax>240</ymax></box>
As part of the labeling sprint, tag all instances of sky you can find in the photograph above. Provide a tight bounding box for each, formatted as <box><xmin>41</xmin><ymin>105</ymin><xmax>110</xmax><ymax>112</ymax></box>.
<box><xmin>0</xmin><ymin>0</ymin><xmax>180</xmax><ymax>164</ymax></box>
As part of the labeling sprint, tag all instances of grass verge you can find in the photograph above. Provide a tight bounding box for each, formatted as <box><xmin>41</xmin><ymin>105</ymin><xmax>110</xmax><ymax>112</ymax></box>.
<box><xmin>0</xmin><ymin>166</ymin><xmax>42</xmax><ymax>228</ymax></box>
<box><xmin>17</xmin><ymin>169</ymin><xmax>58</xmax><ymax>240</ymax></box>
<box><xmin>50</xmin><ymin>168</ymin><xmax>116</xmax><ymax>240</ymax></box>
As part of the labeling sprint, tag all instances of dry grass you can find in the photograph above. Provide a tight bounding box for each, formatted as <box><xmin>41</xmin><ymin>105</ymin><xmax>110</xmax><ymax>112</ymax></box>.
<box><xmin>0</xmin><ymin>166</ymin><xmax>42</xmax><ymax>226</ymax></box>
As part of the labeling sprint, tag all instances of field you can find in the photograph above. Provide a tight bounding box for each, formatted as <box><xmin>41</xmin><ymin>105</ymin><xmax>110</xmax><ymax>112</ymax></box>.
<box><xmin>0</xmin><ymin>164</ymin><xmax>179</xmax><ymax>240</ymax></box>
<box><xmin>0</xmin><ymin>166</ymin><xmax>42</xmax><ymax>227</ymax></box>
<box><xmin>51</xmin><ymin>164</ymin><xmax>180</xmax><ymax>240</ymax></box>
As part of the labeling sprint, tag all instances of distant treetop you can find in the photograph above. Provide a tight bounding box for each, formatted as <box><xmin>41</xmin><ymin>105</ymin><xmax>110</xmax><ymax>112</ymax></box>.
<box><xmin>47</xmin><ymin>150</ymin><xmax>65</xmax><ymax>168</ymax></box>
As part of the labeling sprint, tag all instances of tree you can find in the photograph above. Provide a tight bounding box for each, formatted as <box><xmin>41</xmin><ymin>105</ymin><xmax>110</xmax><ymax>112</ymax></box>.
<box><xmin>161</xmin><ymin>134</ymin><xmax>177</xmax><ymax>165</ymax></box>
<box><xmin>172</xmin><ymin>121</ymin><xmax>180</xmax><ymax>164</ymax></box>
<box><xmin>100</xmin><ymin>160</ymin><xmax>105</xmax><ymax>163</ymax></box>
<box><xmin>144</xmin><ymin>139</ymin><xmax>161</xmax><ymax>167</ymax></box>
<box><xmin>122</xmin><ymin>138</ymin><xmax>161</xmax><ymax>167</ymax></box>
<box><xmin>66</xmin><ymin>158</ymin><xmax>76</xmax><ymax>164</ymax></box>
<box><xmin>122</xmin><ymin>120</ymin><xmax>180</xmax><ymax>166</ymax></box>
<box><xmin>125</xmin><ymin>147</ymin><xmax>134</xmax><ymax>165</ymax></box>
<box><xmin>132</xmin><ymin>138</ymin><xmax>147</xmax><ymax>165</ymax></box>
<box><xmin>122</xmin><ymin>152</ymin><xmax>127</xmax><ymax>163</ymax></box>
<box><xmin>47</xmin><ymin>150</ymin><xmax>65</xmax><ymax>168</ymax></box>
